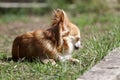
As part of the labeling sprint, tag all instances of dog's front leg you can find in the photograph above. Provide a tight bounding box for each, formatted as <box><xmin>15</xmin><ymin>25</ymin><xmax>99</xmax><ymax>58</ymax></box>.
<box><xmin>58</xmin><ymin>55</ymin><xmax>79</xmax><ymax>63</ymax></box>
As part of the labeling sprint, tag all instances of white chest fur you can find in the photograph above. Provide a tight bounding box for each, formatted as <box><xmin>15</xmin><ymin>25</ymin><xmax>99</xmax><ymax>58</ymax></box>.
<box><xmin>59</xmin><ymin>36</ymin><xmax>74</xmax><ymax>61</ymax></box>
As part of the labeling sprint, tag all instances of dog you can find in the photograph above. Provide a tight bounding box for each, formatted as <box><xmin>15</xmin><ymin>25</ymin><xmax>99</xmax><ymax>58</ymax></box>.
<box><xmin>12</xmin><ymin>9</ymin><xmax>82</xmax><ymax>64</ymax></box>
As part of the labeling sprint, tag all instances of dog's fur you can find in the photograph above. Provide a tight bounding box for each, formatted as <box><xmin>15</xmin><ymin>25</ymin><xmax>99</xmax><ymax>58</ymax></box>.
<box><xmin>12</xmin><ymin>9</ymin><xmax>81</xmax><ymax>63</ymax></box>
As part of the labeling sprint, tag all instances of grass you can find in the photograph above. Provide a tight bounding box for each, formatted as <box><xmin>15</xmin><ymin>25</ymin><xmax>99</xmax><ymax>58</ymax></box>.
<box><xmin>0</xmin><ymin>13</ymin><xmax>120</xmax><ymax>80</ymax></box>
<box><xmin>0</xmin><ymin>14</ymin><xmax>29</xmax><ymax>24</ymax></box>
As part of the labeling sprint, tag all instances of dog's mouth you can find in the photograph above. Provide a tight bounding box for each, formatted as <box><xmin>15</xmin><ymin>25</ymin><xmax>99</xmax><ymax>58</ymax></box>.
<box><xmin>74</xmin><ymin>45</ymin><xmax>79</xmax><ymax>50</ymax></box>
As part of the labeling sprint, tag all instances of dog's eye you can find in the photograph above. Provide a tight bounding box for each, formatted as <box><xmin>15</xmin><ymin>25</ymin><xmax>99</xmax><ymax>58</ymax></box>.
<box><xmin>76</xmin><ymin>37</ymin><xmax>80</xmax><ymax>41</ymax></box>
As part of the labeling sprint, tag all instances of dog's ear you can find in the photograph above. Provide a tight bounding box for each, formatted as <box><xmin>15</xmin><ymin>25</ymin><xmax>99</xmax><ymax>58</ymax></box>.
<box><xmin>53</xmin><ymin>9</ymin><xmax>69</xmax><ymax>26</ymax></box>
<box><xmin>51</xmin><ymin>9</ymin><xmax>71</xmax><ymax>48</ymax></box>
<box><xmin>52</xmin><ymin>9</ymin><xmax>70</xmax><ymax>37</ymax></box>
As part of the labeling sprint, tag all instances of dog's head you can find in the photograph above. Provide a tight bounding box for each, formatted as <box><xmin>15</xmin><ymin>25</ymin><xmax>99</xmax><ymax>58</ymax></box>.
<box><xmin>52</xmin><ymin>9</ymin><xmax>82</xmax><ymax>50</ymax></box>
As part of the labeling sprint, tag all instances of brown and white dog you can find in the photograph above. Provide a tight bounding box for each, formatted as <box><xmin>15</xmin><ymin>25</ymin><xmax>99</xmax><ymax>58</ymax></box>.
<box><xmin>12</xmin><ymin>9</ymin><xmax>82</xmax><ymax>63</ymax></box>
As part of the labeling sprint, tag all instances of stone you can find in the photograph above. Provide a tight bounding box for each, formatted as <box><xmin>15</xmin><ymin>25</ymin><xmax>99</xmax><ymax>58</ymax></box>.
<box><xmin>77</xmin><ymin>47</ymin><xmax>120</xmax><ymax>80</ymax></box>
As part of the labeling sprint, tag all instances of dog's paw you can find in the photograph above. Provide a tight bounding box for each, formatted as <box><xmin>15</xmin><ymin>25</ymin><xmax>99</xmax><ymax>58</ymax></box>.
<box><xmin>69</xmin><ymin>58</ymin><xmax>79</xmax><ymax>63</ymax></box>
<box><xmin>41</xmin><ymin>59</ymin><xmax>56</xmax><ymax>65</ymax></box>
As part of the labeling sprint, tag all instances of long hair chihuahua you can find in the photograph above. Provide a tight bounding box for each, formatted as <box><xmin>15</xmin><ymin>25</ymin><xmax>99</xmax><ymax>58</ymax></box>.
<box><xmin>12</xmin><ymin>9</ymin><xmax>82</xmax><ymax>64</ymax></box>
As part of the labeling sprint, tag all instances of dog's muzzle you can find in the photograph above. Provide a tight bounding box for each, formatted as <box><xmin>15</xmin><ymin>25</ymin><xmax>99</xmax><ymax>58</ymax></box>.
<box><xmin>74</xmin><ymin>41</ymin><xmax>82</xmax><ymax>50</ymax></box>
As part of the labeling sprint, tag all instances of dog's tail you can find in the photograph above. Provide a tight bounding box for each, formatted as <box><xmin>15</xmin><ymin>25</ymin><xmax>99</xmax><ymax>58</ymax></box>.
<box><xmin>12</xmin><ymin>36</ymin><xmax>20</xmax><ymax>61</ymax></box>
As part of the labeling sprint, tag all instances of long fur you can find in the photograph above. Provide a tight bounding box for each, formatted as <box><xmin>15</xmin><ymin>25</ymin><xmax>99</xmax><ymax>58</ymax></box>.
<box><xmin>12</xmin><ymin>9</ymin><xmax>81</xmax><ymax>62</ymax></box>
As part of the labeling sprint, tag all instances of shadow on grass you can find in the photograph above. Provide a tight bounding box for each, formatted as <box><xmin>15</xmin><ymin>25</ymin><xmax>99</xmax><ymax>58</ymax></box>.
<box><xmin>0</xmin><ymin>54</ymin><xmax>44</xmax><ymax>64</ymax></box>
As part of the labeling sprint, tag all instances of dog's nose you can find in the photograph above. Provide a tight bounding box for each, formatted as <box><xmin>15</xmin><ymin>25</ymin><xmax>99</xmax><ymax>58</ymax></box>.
<box><xmin>74</xmin><ymin>41</ymin><xmax>82</xmax><ymax>50</ymax></box>
<box><xmin>79</xmin><ymin>43</ymin><xmax>83</xmax><ymax>49</ymax></box>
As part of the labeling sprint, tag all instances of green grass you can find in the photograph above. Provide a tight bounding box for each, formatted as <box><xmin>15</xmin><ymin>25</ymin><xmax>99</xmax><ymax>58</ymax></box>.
<box><xmin>0</xmin><ymin>14</ymin><xmax>29</xmax><ymax>24</ymax></box>
<box><xmin>0</xmin><ymin>13</ymin><xmax>120</xmax><ymax>80</ymax></box>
